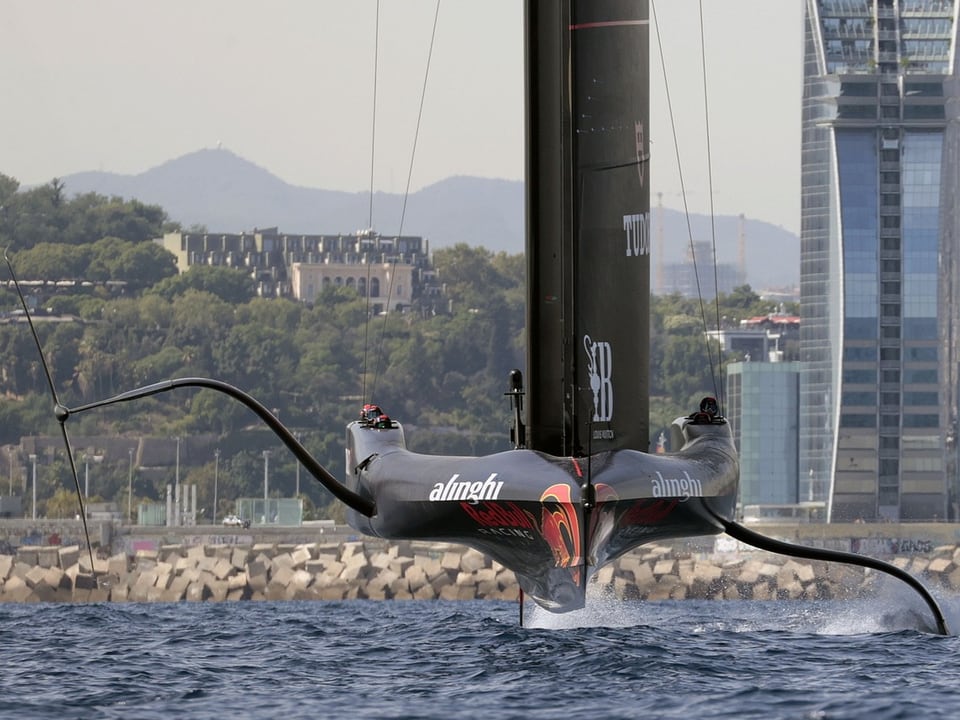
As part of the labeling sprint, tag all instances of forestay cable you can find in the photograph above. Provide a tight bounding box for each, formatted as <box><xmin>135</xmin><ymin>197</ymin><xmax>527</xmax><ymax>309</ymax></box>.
<box><xmin>696</xmin><ymin>0</ymin><xmax>726</xmax><ymax>414</ymax></box>
<box><xmin>361</xmin><ymin>0</ymin><xmax>382</xmax><ymax>404</ymax></box>
<box><xmin>650</xmin><ymin>0</ymin><xmax>722</xmax><ymax>404</ymax></box>
<box><xmin>368</xmin><ymin>0</ymin><xmax>442</xmax><ymax>405</ymax></box>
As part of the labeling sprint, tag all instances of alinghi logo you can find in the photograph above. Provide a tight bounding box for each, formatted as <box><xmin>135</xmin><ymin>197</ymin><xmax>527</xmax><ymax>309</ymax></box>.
<box><xmin>428</xmin><ymin>473</ymin><xmax>504</xmax><ymax>504</ymax></box>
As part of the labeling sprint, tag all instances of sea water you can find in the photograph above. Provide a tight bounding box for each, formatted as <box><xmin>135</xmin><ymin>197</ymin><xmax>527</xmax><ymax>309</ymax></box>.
<box><xmin>3</xmin><ymin>588</ymin><xmax>960</xmax><ymax>719</ymax></box>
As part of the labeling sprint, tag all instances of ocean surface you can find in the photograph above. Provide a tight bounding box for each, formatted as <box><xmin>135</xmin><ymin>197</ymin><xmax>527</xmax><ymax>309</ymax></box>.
<box><xmin>3</xmin><ymin>587</ymin><xmax>960</xmax><ymax>720</ymax></box>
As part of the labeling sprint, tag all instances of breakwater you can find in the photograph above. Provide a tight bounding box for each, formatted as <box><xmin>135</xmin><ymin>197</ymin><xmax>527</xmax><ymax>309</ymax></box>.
<box><xmin>3</xmin><ymin>537</ymin><xmax>960</xmax><ymax>604</ymax></box>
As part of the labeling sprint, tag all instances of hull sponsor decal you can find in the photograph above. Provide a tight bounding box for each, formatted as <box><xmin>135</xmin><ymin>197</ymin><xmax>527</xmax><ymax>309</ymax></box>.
<box><xmin>540</xmin><ymin>483</ymin><xmax>582</xmax><ymax>571</ymax></box>
<box><xmin>583</xmin><ymin>335</ymin><xmax>613</xmax><ymax>423</ymax></box>
<box><xmin>635</xmin><ymin>120</ymin><xmax>646</xmax><ymax>188</ymax></box>
<box><xmin>429</xmin><ymin>473</ymin><xmax>504</xmax><ymax>504</ymax></box>
<box><xmin>623</xmin><ymin>212</ymin><xmax>650</xmax><ymax>258</ymax></box>
<box><xmin>461</xmin><ymin>501</ymin><xmax>538</xmax><ymax>541</ymax></box>
<box><xmin>651</xmin><ymin>471</ymin><xmax>703</xmax><ymax>501</ymax></box>
<box><xmin>616</xmin><ymin>498</ymin><xmax>681</xmax><ymax>537</ymax></box>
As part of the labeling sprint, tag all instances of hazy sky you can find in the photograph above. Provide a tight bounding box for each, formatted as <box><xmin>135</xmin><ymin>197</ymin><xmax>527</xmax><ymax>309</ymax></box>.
<box><xmin>2</xmin><ymin>1</ymin><xmax>804</xmax><ymax>234</ymax></box>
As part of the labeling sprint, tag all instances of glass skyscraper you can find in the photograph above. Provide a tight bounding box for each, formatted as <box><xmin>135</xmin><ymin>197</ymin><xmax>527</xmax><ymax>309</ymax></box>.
<box><xmin>800</xmin><ymin>0</ymin><xmax>960</xmax><ymax>521</ymax></box>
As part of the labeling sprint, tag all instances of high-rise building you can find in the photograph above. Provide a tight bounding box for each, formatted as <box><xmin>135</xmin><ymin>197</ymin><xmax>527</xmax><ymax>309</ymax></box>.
<box><xmin>800</xmin><ymin>0</ymin><xmax>960</xmax><ymax>521</ymax></box>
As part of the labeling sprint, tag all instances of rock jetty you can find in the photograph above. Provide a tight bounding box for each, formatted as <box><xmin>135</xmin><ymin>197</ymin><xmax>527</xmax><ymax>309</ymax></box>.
<box><xmin>2</xmin><ymin>539</ymin><xmax>959</xmax><ymax>604</ymax></box>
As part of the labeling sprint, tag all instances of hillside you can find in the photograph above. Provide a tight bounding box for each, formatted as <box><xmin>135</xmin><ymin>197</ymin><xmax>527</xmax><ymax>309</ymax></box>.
<box><xmin>56</xmin><ymin>148</ymin><xmax>798</xmax><ymax>289</ymax></box>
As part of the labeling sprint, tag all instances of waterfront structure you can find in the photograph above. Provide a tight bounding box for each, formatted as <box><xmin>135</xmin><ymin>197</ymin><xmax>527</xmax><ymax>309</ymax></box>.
<box><xmin>800</xmin><ymin>0</ymin><xmax>960</xmax><ymax>521</ymax></box>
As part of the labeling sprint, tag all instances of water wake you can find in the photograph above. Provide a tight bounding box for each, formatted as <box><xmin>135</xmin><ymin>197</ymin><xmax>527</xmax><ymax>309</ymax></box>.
<box><xmin>521</xmin><ymin>579</ymin><xmax>960</xmax><ymax>636</ymax></box>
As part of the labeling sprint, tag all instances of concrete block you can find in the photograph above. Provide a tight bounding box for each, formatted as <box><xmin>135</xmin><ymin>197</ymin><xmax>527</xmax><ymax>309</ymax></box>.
<box><xmin>441</xmin><ymin>551</ymin><xmax>462</xmax><ymax>571</ymax></box>
<box><xmin>271</xmin><ymin>565</ymin><xmax>295</xmax><ymax>588</ymax></box>
<box><xmin>439</xmin><ymin>584</ymin><xmax>462</xmax><ymax>601</ymax></box>
<box><xmin>227</xmin><ymin>571</ymin><xmax>248</xmax><ymax>592</ymax></box>
<box><xmin>210</xmin><ymin>558</ymin><xmax>233</xmax><ymax>581</ymax></box>
<box><xmin>34</xmin><ymin>548</ymin><xmax>59</xmax><ymax>568</ymax></box>
<box><xmin>230</xmin><ymin>547</ymin><xmax>250</xmax><ymax>569</ymax></box>
<box><xmin>460</xmin><ymin>549</ymin><xmax>486</xmax><ymax>573</ymax></box>
<box><xmin>413</xmin><ymin>584</ymin><xmax>436</xmax><ymax>600</ymax></box>
<box><xmin>186</xmin><ymin>581</ymin><xmax>208</xmax><ymax>602</ymax></box>
<box><xmin>25</xmin><ymin>565</ymin><xmax>46</xmax><ymax>588</ymax></box>
<box><xmin>339</xmin><ymin>563</ymin><xmax>366</xmax><ymax>582</ymax></box>
<box><xmin>317</xmin><ymin>582</ymin><xmax>348</xmax><ymax>600</ymax></box>
<box><xmin>290</xmin><ymin>546</ymin><xmax>312</xmax><ymax>568</ymax></box>
<box><xmin>390</xmin><ymin>576</ymin><xmax>411</xmax><ymax>596</ymax></box>
<box><xmin>58</xmin><ymin>545</ymin><xmax>80</xmax><ymax>570</ymax></box>
<box><xmin>16</xmin><ymin>548</ymin><xmax>38</xmax><ymax>567</ymax></box>
<box><xmin>389</xmin><ymin>556</ymin><xmax>415</xmax><ymax>575</ymax></box>
<box><xmin>0</xmin><ymin>555</ymin><xmax>13</xmax><ymax>581</ymax></box>
<box><xmin>454</xmin><ymin>571</ymin><xmax>478</xmax><ymax>587</ymax></box>
<box><xmin>653</xmin><ymin>559</ymin><xmax>676</xmax><ymax>576</ymax></box>
<box><xmin>405</xmin><ymin>564</ymin><xmax>428</xmax><ymax>591</ymax></box>
<box><xmin>430</xmin><ymin>571</ymin><xmax>453</xmax><ymax>593</ymax></box>
<box><xmin>477</xmin><ymin>580</ymin><xmax>498</xmax><ymax>597</ymax></box>
<box><xmin>290</xmin><ymin>569</ymin><xmax>312</xmax><ymax>590</ymax></box>
<box><xmin>369</xmin><ymin>552</ymin><xmax>392</xmax><ymax>570</ymax></box>
<box><xmin>247</xmin><ymin>559</ymin><xmax>268</xmax><ymax>592</ymax></box>
<box><xmin>795</xmin><ymin>564</ymin><xmax>816</xmax><ymax>583</ymax></box>
<box><xmin>207</xmin><ymin>580</ymin><xmax>229</xmax><ymax>602</ymax></box>
<box><xmin>928</xmin><ymin>557</ymin><xmax>952</xmax><ymax>574</ymax></box>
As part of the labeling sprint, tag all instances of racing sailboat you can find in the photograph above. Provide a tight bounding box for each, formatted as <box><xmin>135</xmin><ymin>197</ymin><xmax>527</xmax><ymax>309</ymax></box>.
<box><xmin>6</xmin><ymin>0</ymin><xmax>947</xmax><ymax>632</ymax></box>
<box><xmin>344</xmin><ymin>0</ymin><xmax>738</xmax><ymax>612</ymax></box>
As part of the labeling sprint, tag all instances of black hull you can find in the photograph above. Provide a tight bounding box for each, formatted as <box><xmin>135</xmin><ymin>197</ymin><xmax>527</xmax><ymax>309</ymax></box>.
<box><xmin>346</xmin><ymin>415</ymin><xmax>737</xmax><ymax>611</ymax></box>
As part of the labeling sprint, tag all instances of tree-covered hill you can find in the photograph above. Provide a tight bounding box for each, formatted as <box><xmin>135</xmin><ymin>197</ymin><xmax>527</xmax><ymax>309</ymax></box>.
<box><xmin>0</xmin><ymin>173</ymin><xmax>795</xmax><ymax>521</ymax></box>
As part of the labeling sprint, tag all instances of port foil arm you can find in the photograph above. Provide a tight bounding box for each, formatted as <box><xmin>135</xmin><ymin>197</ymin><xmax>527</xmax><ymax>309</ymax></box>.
<box><xmin>65</xmin><ymin>378</ymin><xmax>376</xmax><ymax>518</ymax></box>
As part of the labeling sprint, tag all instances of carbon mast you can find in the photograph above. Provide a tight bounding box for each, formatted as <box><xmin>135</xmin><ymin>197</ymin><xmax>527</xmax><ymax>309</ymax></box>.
<box><xmin>525</xmin><ymin>1</ymin><xmax>650</xmax><ymax>457</ymax></box>
<box><xmin>525</xmin><ymin>1</ymin><xmax>651</xmax><ymax>581</ymax></box>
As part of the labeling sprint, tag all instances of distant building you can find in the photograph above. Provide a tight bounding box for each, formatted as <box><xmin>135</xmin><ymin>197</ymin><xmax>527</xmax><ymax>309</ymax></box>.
<box><xmin>726</xmin><ymin>360</ymin><xmax>801</xmax><ymax>509</ymax></box>
<box><xmin>707</xmin><ymin>312</ymin><xmax>800</xmax><ymax>363</ymax></box>
<box><xmin>157</xmin><ymin>227</ymin><xmax>436</xmax><ymax>309</ymax></box>
<box><xmin>289</xmin><ymin>230</ymin><xmax>429</xmax><ymax>313</ymax></box>
<box><xmin>800</xmin><ymin>0</ymin><xmax>960</xmax><ymax>521</ymax></box>
<box><xmin>656</xmin><ymin>240</ymin><xmax>743</xmax><ymax>298</ymax></box>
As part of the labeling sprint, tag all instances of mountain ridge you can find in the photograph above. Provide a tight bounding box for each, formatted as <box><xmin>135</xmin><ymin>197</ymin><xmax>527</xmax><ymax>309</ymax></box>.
<box><xmin>54</xmin><ymin>148</ymin><xmax>799</xmax><ymax>289</ymax></box>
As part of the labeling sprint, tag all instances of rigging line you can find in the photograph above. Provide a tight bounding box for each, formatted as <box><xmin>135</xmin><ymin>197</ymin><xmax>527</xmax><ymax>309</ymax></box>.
<box><xmin>361</xmin><ymin>0</ymin><xmax>382</xmax><ymax>404</ymax></box>
<box><xmin>369</xmin><ymin>0</ymin><xmax>441</xmax><ymax>404</ymax></box>
<box><xmin>697</xmin><ymin>0</ymin><xmax>725</xmax><ymax>415</ymax></box>
<box><xmin>3</xmin><ymin>249</ymin><xmax>98</xmax><ymax>581</ymax></box>
<box><xmin>650</xmin><ymin>0</ymin><xmax>721</xmax><ymax>402</ymax></box>
<box><xmin>367</xmin><ymin>0</ymin><xmax>380</xmax><ymax>232</ymax></box>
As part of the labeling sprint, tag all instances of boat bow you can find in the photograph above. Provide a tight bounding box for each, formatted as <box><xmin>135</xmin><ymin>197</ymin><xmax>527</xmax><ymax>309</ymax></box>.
<box><xmin>346</xmin><ymin>406</ymin><xmax>737</xmax><ymax>611</ymax></box>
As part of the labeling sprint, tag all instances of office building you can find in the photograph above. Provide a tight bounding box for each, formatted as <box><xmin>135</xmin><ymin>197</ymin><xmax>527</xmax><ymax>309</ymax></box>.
<box><xmin>726</xmin><ymin>361</ymin><xmax>801</xmax><ymax>509</ymax></box>
<box><xmin>800</xmin><ymin>0</ymin><xmax>960</xmax><ymax>521</ymax></box>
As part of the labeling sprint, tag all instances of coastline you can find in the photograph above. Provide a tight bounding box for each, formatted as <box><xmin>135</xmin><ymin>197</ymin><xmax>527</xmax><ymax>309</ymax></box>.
<box><xmin>2</xmin><ymin>533</ymin><xmax>958</xmax><ymax>604</ymax></box>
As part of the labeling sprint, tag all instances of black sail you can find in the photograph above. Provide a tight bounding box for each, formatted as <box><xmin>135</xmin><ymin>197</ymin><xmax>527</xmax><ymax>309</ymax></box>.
<box><xmin>526</xmin><ymin>0</ymin><xmax>650</xmax><ymax>458</ymax></box>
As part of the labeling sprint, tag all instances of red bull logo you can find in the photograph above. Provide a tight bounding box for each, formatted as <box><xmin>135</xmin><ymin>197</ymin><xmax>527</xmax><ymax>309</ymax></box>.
<box><xmin>540</xmin><ymin>483</ymin><xmax>582</xmax><ymax>569</ymax></box>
